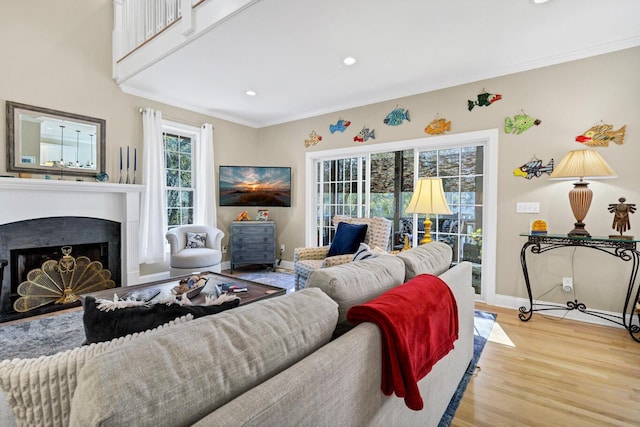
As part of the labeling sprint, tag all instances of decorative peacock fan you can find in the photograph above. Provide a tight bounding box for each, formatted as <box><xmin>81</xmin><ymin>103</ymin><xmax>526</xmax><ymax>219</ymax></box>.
<box><xmin>13</xmin><ymin>246</ymin><xmax>115</xmax><ymax>313</ymax></box>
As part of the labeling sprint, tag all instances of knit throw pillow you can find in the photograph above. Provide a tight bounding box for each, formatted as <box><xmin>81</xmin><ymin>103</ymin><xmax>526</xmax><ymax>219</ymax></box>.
<box><xmin>82</xmin><ymin>295</ymin><xmax>240</xmax><ymax>344</ymax></box>
<box><xmin>0</xmin><ymin>314</ymin><xmax>194</xmax><ymax>427</ymax></box>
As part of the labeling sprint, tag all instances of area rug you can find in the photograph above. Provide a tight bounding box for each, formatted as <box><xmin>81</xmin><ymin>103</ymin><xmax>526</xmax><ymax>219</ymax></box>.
<box><xmin>0</xmin><ymin>269</ymin><xmax>295</xmax><ymax>361</ymax></box>
<box><xmin>438</xmin><ymin>309</ymin><xmax>497</xmax><ymax>427</ymax></box>
<box><xmin>228</xmin><ymin>267</ymin><xmax>295</xmax><ymax>293</ymax></box>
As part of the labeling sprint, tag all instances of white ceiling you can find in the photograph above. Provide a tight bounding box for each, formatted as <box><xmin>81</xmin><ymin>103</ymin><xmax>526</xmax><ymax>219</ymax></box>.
<box><xmin>118</xmin><ymin>0</ymin><xmax>640</xmax><ymax>128</ymax></box>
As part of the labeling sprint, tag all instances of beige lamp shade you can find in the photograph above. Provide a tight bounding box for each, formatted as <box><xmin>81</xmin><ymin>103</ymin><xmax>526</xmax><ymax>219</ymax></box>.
<box><xmin>406</xmin><ymin>177</ymin><xmax>452</xmax><ymax>244</ymax></box>
<box><xmin>550</xmin><ymin>149</ymin><xmax>616</xmax><ymax>179</ymax></box>
<box><xmin>549</xmin><ymin>149</ymin><xmax>616</xmax><ymax>237</ymax></box>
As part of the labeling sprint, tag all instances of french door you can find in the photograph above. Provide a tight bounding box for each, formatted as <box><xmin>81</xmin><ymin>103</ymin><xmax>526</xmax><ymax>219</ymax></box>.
<box><xmin>306</xmin><ymin>130</ymin><xmax>497</xmax><ymax>300</ymax></box>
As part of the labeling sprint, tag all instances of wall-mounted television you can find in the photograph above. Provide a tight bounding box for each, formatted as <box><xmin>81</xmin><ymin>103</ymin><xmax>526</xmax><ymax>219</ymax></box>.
<box><xmin>219</xmin><ymin>166</ymin><xmax>292</xmax><ymax>207</ymax></box>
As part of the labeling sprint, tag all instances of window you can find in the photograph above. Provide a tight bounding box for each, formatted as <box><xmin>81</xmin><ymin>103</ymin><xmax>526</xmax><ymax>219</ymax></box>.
<box><xmin>163</xmin><ymin>121</ymin><xmax>200</xmax><ymax>229</ymax></box>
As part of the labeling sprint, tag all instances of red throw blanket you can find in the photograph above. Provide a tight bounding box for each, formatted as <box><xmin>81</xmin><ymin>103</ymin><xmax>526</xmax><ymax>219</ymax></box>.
<box><xmin>346</xmin><ymin>274</ymin><xmax>458</xmax><ymax>411</ymax></box>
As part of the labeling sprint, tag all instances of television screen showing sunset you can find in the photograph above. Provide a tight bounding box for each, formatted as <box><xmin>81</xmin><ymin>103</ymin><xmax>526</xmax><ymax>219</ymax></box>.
<box><xmin>219</xmin><ymin>166</ymin><xmax>292</xmax><ymax>207</ymax></box>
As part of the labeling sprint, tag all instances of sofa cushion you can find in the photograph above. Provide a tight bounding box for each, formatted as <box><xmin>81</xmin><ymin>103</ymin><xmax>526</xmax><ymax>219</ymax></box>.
<box><xmin>0</xmin><ymin>315</ymin><xmax>193</xmax><ymax>427</ymax></box>
<box><xmin>327</xmin><ymin>222</ymin><xmax>368</xmax><ymax>257</ymax></box>
<box><xmin>170</xmin><ymin>247</ymin><xmax>222</xmax><ymax>268</ymax></box>
<box><xmin>397</xmin><ymin>242</ymin><xmax>453</xmax><ymax>280</ymax></box>
<box><xmin>307</xmin><ymin>254</ymin><xmax>405</xmax><ymax>325</ymax></box>
<box><xmin>83</xmin><ymin>295</ymin><xmax>240</xmax><ymax>344</ymax></box>
<box><xmin>69</xmin><ymin>288</ymin><xmax>338</xmax><ymax>427</ymax></box>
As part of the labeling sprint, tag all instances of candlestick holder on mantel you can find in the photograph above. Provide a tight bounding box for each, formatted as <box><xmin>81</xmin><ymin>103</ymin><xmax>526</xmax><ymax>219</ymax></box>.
<box><xmin>118</xmin><ymin>146</ymin><xmax>124</xmax><ymax>184</ymax></box>
<box><xmin>118</xmin><ymin>146</ymin><xmax>137</xmax><ymax>184</ymax></box>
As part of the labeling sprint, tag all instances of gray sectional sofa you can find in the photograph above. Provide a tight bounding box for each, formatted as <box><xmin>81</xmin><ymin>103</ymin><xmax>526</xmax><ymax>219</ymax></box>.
<box><xmin>0</xmin><ymin>242</ymin><xmax>474</xmax><ymax>427</ymax></box>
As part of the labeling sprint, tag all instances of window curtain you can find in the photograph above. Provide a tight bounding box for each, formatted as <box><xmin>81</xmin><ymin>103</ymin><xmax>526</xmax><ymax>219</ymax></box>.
<box><xmin>195</xmin><ymin>123</ymin><xmax>216</xmax><ymax>227</ymax></box>
<box><xmin>139</xmin><ymin>108</ymin><xmax>167</xmax><ymax>264</ymax></box>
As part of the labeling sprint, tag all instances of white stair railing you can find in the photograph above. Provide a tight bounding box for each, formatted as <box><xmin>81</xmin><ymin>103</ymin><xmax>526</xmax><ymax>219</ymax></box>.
<box><xmin>114</xmin><ymin>0</ymin><xmax>197</xmax><ymax>61</ymax></box>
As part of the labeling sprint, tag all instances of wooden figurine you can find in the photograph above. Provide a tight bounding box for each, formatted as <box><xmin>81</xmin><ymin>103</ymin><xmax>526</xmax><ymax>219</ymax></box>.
<box><xmin>608</xmin><ymin>197</ymin><xmax>636</xmax><ymax>239</ymax></box>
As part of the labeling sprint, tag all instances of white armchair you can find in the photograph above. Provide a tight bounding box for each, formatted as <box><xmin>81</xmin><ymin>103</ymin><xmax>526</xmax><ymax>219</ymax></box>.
<box><xmin>166</xmin><ymin>225</ymin><xmax>224</xmax><ymax>277</ymax></box>
<box><xmin>294</xmin><ymin>216</ymin><xmax>392</xmax><ymax>290</ymax></box>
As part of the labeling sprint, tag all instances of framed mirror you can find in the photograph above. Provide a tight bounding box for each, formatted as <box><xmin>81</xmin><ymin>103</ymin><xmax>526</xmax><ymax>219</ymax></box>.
<box><xmin>6</xmin><ymin>101</ymin><xmax>105</xmax><ymax>177</ymax></box>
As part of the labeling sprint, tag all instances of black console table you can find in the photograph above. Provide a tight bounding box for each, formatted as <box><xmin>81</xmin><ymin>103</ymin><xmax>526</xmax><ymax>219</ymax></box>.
<box><xmin>519</xmin><ymin>233</ymin><xmax>640</xmax><ymax>343</ymax></box>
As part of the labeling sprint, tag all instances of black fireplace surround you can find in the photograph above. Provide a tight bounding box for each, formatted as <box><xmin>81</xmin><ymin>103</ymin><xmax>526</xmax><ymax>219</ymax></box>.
<box><xmin>0</xmin><ymin>216</ymin><xmax>121</xmax><ymax>322</ymax></box>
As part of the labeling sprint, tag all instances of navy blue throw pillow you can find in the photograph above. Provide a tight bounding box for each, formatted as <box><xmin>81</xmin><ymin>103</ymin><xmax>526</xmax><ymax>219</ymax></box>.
<box><xmin>327</xmin><ymin>222</ymin><xmax>368</xmax><ymax>257</ymax></box>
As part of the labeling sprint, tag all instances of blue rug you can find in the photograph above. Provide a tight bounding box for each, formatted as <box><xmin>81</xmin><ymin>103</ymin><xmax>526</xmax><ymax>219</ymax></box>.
<box><xmin>438</xmin><ymin>310</ymin><xmax>496</xmax><ymax>426</ymax></box>
<box><xmin>228</xmin><ymin>268</ymin><xmax>295</xmax><ymax>293</ymax></box>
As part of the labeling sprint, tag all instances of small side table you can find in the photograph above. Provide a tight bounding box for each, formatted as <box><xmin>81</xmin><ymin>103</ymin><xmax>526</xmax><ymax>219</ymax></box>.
<box><xmin>519</xmin><ymin>233</ymin><xmax>640</xmax><ymax>343</ymax></box>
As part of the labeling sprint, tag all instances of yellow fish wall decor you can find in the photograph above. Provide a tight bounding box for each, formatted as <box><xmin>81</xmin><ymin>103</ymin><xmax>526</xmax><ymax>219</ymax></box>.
<box><xmin>304</xmin><ymin>130</ymin><xmax>322</xmax><ymax>148</ymax></box>
<box><xmin>424</xmin><ymin>117</ymin><xmax>451</xmax><ymax>135</ymax></box>
<box><xmin>576</xmin><ymin>123</ymin><xmax>626</xmax><ymax>147</ymax></box>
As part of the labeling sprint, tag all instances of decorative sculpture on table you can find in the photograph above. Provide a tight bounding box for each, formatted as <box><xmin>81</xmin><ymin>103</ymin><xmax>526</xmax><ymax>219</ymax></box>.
<box><xmin>608</xmin><ymin>197</ymin><xmax>636</xmax><ymax>240</ymax></box>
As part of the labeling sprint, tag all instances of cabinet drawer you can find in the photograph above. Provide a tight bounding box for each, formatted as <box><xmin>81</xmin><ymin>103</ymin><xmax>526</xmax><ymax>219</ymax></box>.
<box><xmin>232</xmin><ymin>253</ymin><xmax>275</xmax><ymax>263</ymax></box>
<box><xmin>232</xmin><ymin>235</ymin><xmax>274</xmax><ymax>245</ymax></box>
<box><xmin>231</xmin><ymin>225</ymin><xmax>274</xmax><ymax>236</ymax></box>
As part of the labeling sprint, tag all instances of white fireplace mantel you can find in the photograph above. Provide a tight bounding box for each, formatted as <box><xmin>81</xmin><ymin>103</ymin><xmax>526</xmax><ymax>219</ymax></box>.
<box><xmin>0</xmin><ymin>178</ymin><xmax>144</xmax><ymax>285</ymax></box>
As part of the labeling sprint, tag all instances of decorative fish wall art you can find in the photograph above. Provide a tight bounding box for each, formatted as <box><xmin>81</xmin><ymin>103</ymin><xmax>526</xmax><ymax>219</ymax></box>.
<box><xmin>383</xmin><ymin>106</ymin><xmax>410</xmax><ymax>126</ymax></box>
<box><xmin>504</xmin><ymin>112</ymin><xmax>541</xmax><ymax>135</ymax></box>
<box><xmin>468</xmin><ymin>90</ymin><xmax>502</xmax><ymax>111</ymax></box>
<box><xmin>513</xmin><ymin>157</ymin><xmax>554</xmax><ymax>179</ymax></box>
<box><xmin>424</xmin><ymin>117</ymin><xmax>451</xmax><ymax>135</ymax></box>
<box><xmin>353</xmin><ymin>126</ymin><xmax>375</xmax><ymax>143</ymax></box>
<box><xmin>329</xmin><ymin>119</ymin><xmax>351</xmax><ymax>134</ymax></box>
<box><xmin>304</xmin><ymin>130</ymin><xmax>322</xmax><ymax>148</ymax></box>
<box><xmin>576</xmin><ymin>123</ymin><xmax>626</xmax><ymax>147</ymax></box>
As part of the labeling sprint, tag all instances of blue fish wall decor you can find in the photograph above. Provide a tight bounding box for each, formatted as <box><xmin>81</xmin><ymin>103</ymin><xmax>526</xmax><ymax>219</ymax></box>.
<box><xmin>329</xmin><ymin>119</ymin><xmax>351</xmax><ymax>134</ymax></box>
<box><xmin>383</xmin><ymin>107</ymin><xmax>410</xmax><ymax>126</ymax></box>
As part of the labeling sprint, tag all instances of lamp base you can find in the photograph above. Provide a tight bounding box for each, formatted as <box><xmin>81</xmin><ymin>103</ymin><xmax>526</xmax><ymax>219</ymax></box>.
<box><xmin>568</xmin><ymin>222</ymin><xmax>591</xmax><ymax>237</ymax></box>
<box><xmin>567</xmin><ymin>181</ymin><xmax>592</xmax><ymax>238</ymax></box>
<box><xmin>419</xmin><ymin>217</ymin><xmax>433</xmax><ymax>245</ymax></box>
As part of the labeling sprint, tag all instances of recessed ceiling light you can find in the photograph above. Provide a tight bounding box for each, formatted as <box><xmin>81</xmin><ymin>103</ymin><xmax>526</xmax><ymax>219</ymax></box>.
<box><xmin>245</xmin><ymin>90</ymin><xmax>257</xmax><ymax>96</ymax></box>
<box><xmin>342</xmin><ymin>56</ymin><xmax>356</xmax><ymax>66</ymax></box>
<box><xmin>532</xmin><ymin>0</ymin><xmax>550</xmax><ymax>3</ymax></box>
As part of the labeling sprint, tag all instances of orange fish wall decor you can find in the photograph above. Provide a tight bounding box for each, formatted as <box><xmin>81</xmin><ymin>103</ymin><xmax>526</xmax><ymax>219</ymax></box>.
<box><xmin>576</xmin><ymin>123</ymin><xmax>626</xmax><ymax>147</ymax></box>
<box><xmin>424</xmin><ymin>117</ymin><xmax>452</xmax><ymax>135</ymax></box>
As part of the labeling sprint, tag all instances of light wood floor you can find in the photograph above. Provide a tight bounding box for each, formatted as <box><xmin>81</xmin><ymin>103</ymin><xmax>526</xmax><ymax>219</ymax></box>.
<box><xmin>452</xmin><ymin>303</ymin><xmax>640</xmax><ymax>427</ymax></box>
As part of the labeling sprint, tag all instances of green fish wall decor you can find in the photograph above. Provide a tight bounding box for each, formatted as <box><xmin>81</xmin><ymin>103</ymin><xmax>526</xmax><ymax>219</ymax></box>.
<box><xmin>505</xmin><ymin>113</ymin><xmax>541</xmax><ymax>134</ymax></box>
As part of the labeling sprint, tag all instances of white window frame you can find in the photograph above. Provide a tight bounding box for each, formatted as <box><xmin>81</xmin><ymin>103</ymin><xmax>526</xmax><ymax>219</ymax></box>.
<box><xmin>304</xmin><ymin>129</ymin><xmax>498</xmax><ymax>304</ymax></box>
<box><xmin>162</xmin><ymin>120</ymin><xmax>200</xmax><ymax>230</ymax></box>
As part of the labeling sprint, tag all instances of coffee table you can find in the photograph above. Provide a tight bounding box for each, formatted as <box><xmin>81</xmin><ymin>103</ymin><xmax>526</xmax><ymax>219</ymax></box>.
<box><xmin>82</xmin><ymin>271</ymin><xmax>286</xmax><ymax>306</ymax></box>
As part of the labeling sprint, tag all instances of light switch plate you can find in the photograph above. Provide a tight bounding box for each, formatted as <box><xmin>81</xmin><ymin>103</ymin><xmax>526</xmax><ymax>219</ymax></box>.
<box><xmin>516</xmin><ymin>202</ymin><xmax>540</xmax><ymax>213</ymax></box>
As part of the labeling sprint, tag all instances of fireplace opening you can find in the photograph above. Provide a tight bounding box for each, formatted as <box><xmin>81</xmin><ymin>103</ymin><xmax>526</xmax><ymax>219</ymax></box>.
<box><xmin>0</xmin><ymin>216</ymin><xmax>121</xmax><ymax>322</ymax></box>
<box><xmin>9</xmin><ymin>242</ymin><xmax>110</xmax><ymax>312</ymax></box>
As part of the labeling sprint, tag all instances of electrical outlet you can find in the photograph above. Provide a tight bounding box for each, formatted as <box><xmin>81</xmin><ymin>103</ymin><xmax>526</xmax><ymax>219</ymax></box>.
<box><xmin>280</xmin><ymin>244</ymin><xmax>285</xmax><ymax>253</ymax></box>
<box><xmin>562</xmin><ymin>277</ymin><xmax>573</xmax><ymax>293</ymax></box>
<box><xmin>222</xmin><ymin>245</ymin><xmax>227</xmax><ymax>254</ymax></box>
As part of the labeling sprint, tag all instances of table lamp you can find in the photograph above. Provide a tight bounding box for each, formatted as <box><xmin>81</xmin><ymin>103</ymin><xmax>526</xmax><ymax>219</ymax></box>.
<box><xmin>549</xmin><ymin>149</ymin><xmax>616</xmax><ymax>237</ymax></box>
<box><xmin>405</xmin><ymin>177</ymin><xmax>452</xmax><ymax>244</ymax></box>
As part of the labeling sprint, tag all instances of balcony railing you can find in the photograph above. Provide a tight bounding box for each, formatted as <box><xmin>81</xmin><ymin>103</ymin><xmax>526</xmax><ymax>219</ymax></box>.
<box><xmin>113</xmin><ymin>0</ymin><xmax>204</xmax><ymax>62</ymax></box>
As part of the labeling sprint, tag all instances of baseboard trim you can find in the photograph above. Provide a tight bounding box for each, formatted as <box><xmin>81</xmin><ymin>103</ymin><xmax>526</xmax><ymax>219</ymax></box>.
<box><xmin>491</xmin><ymin>294</ymin><xmax>626</xmax><ymax>329</ymax></box>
